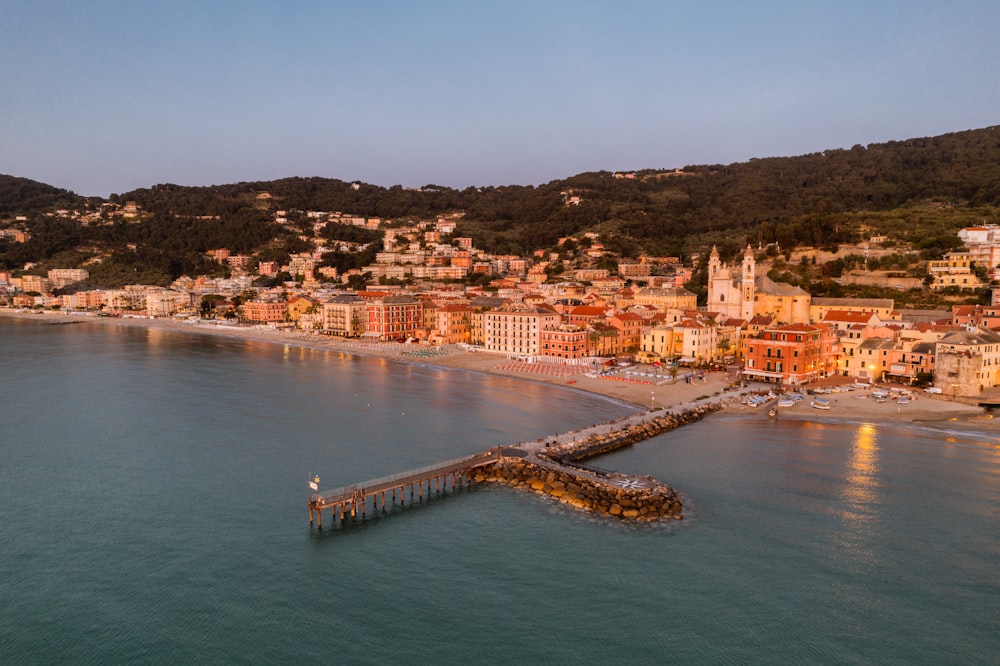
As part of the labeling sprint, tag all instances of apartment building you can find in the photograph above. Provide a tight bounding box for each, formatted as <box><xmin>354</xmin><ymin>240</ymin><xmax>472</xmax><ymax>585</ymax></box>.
<box><xmin>366</xmin><ymin>294</ymin><xmax>423</xmax><ymax>340</ymax></box>
<box><xmin>742</xmin><ymin>323</ymin><xmax>839</xmax><ymax>385</ymax></box>
<box><xmin>483</xmin><ymin>306</ymin><xmax>561</xmax><ymax>356</ymax></box>
<box><xmin>322</xmin><ymin>294</ymin><xmax>367</xmax><ymax>337</ymax></box>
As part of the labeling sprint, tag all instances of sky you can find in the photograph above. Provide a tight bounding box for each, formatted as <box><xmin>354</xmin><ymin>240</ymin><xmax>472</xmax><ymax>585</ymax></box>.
<box><xmin>1</xmin><ymin>0</ymin><xmax>998</xmax><ymax>197</ymax></box>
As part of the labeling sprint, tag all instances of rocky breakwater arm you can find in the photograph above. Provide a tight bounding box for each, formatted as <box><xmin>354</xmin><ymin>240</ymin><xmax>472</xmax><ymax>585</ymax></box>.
<box><xmin>474</xmin><ymin>404</ymin><xmax>722</xmax><ymax>522</ymax></box>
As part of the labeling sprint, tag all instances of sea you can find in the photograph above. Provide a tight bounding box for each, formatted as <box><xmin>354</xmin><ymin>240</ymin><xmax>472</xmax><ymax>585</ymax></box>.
<box><xmin>2</xmin><ymin>316</ymin><xmax>998</xmax><ymax>664</ymax></box>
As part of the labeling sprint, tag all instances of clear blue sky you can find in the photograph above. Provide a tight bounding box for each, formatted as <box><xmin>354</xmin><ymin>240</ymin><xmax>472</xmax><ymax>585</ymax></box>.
<box><xmin>1</xmin><ymin>0</ymin><xmax>998</xmax><ymax>197</ymax></box>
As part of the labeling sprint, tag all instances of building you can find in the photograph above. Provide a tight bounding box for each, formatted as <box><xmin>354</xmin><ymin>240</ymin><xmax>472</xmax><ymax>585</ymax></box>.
<box><xmin>366</xmin><ymin>294</ymin><xmax>423</xmax><ymax>341</ymax></box>
<box><xmin>927</xmin><ymin>252</ymin><xmax>985</xmax><ymax>291</ymax></box>
<box><xmin>934</xmin><ymin>327</ymin><xmax>1000</xmax><ymax>396</ymax></box>
<box><xmin>633</xmin><ymin>286</ymin><xmax>698</xmax><ymax>313</ymax></box>
<box><xmin>707</xmin><ymin>245</ymin><xmax>756</xmax><ymax>320</ymax></box>
<box><xmin>145</xmin><ymin>289</ymin><xmax>191</xmax><ymax>317</ymax></box>
<box><xmin>432</xmin><ymin>304</ymin><xmax>472</xmax><ymax>344</ymax></box>
<box><xmin>751</xmin><ymin>275</ymin><xmax>811</xmax><ymax>323</ymax></box>
<box><xmin>820</xmin><ymin>310</ymin><xmax>882</xmax><ymax>333</ymax></box>
<box><xmin>608</xmin><ymin>311</ymin><xmax>647</xmax><ymax>352</ymax></box>
<box><xmin>809</xmin><ymin>297</ymin><xmax>895</xmax><ymax>322</ymax></box>
<box><xmin>483</xmin><ymin>306</ymin><xmax>561</xmax><ymax>356</ymax></box>
<box><xmin>742</xmin><ymin>323</ymin><xmax>839</xmax><ymax>385</ymax></box>
<box><xmin>322</xmin><ymin>294</ymin><xmax>367</xmax><ymax>337</ymax></box>
<box><xmin>47</xmin><ymin>268</ymin><xmax>89</xmax><ymax>289</ymax></box>
<box><xmin>241</xmin><ymin>299</ymin><xmax>287</xmax><ymax>324</ymax></box>
<box><xmin>540</xmin><ymin>325</ymin><xmax>588</xmax><ymax>360</ymax></box>
<box><xmin>19</xmin><ymin>274</ymin><xmax>50</xmax><ymax>294</ymax></box>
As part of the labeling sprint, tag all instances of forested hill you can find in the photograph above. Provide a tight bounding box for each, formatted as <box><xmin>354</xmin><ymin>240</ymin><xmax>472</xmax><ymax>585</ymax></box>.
<box><xmin>112</xmin><ymin>125</ymin><xmax>1000</xmax><ymax>255</ymax></box>
<box><xmin>0</xmin><ymin>175</ymin><xmax>87</xmax><ymax>216</ymax></box>
<box><xmin>4</xmin><ymin>125</ymin><xmax>1000</xmax><ymax>264</ymax></box>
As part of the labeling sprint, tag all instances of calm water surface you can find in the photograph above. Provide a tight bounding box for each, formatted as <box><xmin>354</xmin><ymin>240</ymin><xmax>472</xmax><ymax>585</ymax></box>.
<box><xmin>2</xmin><ymin>318</ymin><xmax>998</xmax><ymax>664</ymax></box>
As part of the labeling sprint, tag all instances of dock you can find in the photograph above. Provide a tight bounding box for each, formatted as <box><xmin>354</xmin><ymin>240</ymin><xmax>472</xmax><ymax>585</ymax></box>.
<box><xmin>308</xmin><ymin>446</ymin><xmax>528</xmax><ymax>527</ymax></box>
<box><xmin>308</xmin><ymin>403</ymin><xmax>724</xmax><ymax>529</ymax></box>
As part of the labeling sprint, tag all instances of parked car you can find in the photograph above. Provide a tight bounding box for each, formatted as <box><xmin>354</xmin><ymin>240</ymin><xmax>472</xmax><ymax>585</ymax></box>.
<box><xmin>924</xmin><ymin>387</ymin><xmax>943</xmax><ymax>394</ymax></box>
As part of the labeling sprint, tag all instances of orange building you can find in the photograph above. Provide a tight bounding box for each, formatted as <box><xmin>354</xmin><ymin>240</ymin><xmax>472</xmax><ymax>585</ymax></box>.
<box><xmin>366</xmin><ymin>294</ymin><xmax>423</xmax><ymax>340</ymax></box>
<box><xmin>742</xmin><ymin>323</ymin><xmax>839</xmax><ymax>386</ymax></box>
<box><xmin>608</xmin><ymin>312</ymin><xmax>646</xmax><ymax>352</ymax></box>
<box><xmin>541</xmin><ymin>325</ymin><xmax>588</xmax><ymax>359</ymax></box>
<box><xmin>241</xmin><ymin>300</ymin><xmax>287</xmax><ymax>324</ymax></box>
<box><xmin>433</xmin><ymin>304</ymin><xmax>472</xmax><ymax>344</ymax></box>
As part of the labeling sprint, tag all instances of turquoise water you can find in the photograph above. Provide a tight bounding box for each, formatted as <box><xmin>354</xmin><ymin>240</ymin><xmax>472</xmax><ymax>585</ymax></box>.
<box><xmin>2</xmin><ymin>318</ymin><xmax>998</xmax><ymax>663</ymax></box>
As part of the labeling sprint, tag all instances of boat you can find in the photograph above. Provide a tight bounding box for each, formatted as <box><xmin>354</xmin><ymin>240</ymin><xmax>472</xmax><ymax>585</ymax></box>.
<box><xmin>768</xmin><ymin>407</ymin><xmax>777</xmax><ymax>418</ymax></box>
<box><xmin>777</xmin><ymin>398</ymin><xmax>795</xmax><ymax>408</ymax></box>
<box><xmin>810</xmin><ymin>398</ymin><xmax>831</xmax><ymax>410</ymax></box>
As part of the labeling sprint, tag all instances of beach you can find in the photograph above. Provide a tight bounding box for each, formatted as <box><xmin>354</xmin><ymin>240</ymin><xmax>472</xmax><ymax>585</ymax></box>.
<box><xmin>3</xmin><ymin>309</ymin><xmax>991</xmax><ymax>428</ymax></box>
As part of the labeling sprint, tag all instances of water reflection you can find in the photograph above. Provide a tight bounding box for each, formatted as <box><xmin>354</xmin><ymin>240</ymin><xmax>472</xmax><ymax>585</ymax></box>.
<box><xmin>833</xmin><ymin>423</ymin><xmax>882</xmax><ymax>566</ymax></box>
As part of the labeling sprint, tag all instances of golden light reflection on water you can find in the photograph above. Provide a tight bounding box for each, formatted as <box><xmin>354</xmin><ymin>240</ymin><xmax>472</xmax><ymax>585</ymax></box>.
<box><xmin>844</xmin><ymin>423</ymin><xmax>880</xmax><ymax>507</ymax></box>
<box><xmin>834</xmin><ymin>423</ymin><xmax>882</xmax><ymax>566</ymax></box>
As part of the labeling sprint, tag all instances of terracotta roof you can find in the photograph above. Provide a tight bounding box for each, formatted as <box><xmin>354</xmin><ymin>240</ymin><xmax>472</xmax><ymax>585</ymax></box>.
<box><xmin>568</xmin><ymin>305</ymin><xmax>607</xmax><ymax>316</ymax></box>
<box><xmin>822</xmin><ymin>310</ymin><xmax>878</xmax><ymax>323</ymax></box>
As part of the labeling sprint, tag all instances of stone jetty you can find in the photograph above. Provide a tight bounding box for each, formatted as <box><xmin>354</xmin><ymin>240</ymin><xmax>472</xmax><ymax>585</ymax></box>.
<box><xmin>310</xmin><ymin>402</ymin><xmax>729</xmax><ymax>529</ymax></box>
<box><xmin>475</xmin><ymin>404</ymin><xmax>722</xmax><ymax>522</ymax></box>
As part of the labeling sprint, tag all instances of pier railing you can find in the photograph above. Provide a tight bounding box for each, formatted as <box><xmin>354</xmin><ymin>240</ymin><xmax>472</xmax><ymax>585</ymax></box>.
<box><xmin>316</xmin><ymin>449</ymin><xmax>500</xmax><ymax>504</ymax></box>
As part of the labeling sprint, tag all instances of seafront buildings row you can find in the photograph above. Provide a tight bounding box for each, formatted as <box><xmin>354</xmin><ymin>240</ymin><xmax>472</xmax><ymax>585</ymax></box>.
<box><xmin>4</xmin><ymin>210</ymin><xmax>1000</xmax><ymax>400</ymax></box>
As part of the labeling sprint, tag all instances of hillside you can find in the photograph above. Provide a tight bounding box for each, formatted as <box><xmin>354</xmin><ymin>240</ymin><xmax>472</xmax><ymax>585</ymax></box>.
<box><xmin>2</xmin><ymin>125</ymin><xmax>1000</xmax><ymax>289</ymax></box>
<box><xmin>0</xmin><ymin>175</ymin><xmax>87</xmax><ymax>216</ymax></box>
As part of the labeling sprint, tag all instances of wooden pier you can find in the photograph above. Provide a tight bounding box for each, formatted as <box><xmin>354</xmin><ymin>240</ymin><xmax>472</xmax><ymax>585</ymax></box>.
<box><xmin>308</xmin><ymin>403</ymin><xmax>724</xmax><ymax>530</ymax></box>
<box><xmin>308</xmin><ymin>446</ymin><xmax>528</xmax><ymax>528</ymax></box>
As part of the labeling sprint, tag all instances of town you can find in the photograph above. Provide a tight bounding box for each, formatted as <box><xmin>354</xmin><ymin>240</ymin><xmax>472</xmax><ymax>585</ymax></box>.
<box><xmin>4</xmin><ymin>199</ymin><xmax>1000</xmax><ymax>404</ymax></box>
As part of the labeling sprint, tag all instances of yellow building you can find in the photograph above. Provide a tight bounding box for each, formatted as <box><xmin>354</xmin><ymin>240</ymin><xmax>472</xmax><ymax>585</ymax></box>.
<box><xmin>633</xmin><ymin>286</ymin><xmax>697</xmax><ymax>313</ymax></box>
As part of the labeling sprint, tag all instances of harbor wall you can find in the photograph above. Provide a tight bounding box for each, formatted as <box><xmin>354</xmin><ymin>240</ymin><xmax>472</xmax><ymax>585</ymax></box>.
<box><xmin>475</xmin><ymin>404</ymin><xmax>722</xmax><ymax>521</ymax></box>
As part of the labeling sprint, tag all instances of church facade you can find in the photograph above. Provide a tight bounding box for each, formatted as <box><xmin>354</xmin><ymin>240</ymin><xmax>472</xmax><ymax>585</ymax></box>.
<box><xmin>707</xmin><ymin>245</ymin><xmax>811</xmax><ymax>324</ymax></box>
<box><xmin>707</xmin><ymin>245</ymin><xmax>756</xmax><ymax>320</ymax></box>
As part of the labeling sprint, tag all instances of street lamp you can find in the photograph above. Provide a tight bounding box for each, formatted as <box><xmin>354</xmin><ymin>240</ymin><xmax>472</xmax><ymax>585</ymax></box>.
<box><xmin>868</xmin><ymin>364</ymin><xmax>876</xmax><ymax>386</ymax></box>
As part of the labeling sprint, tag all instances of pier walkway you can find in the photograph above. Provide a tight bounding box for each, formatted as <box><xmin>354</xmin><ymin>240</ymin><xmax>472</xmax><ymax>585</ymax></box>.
<box><xmin>309</xmin><ymin>388</ymin><xmax>757</xmax><ymax>529</ymax></box>
<box><xmin>309</xmin><ymin>447</ymin><xmax>528</xmax><ymax>527</ymax></box>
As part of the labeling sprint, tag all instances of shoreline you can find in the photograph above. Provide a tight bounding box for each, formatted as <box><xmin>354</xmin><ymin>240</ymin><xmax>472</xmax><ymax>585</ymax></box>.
<box><xmin>3</xmin><ymin>309</ymin><xmax>993</xmax><ymax>430</ymax></box>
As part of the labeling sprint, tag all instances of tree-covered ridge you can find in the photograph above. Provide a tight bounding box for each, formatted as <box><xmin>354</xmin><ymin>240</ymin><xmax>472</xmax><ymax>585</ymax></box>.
<box><xmin>95</xmin><ymin>124</ymin><xmax>1000</xmax><ymax>255</ymax></box>
<box><xmin>0</xmin><ymin>175</ymin><xmax>87</xmax><ymax>216</ymax></box>
<box><xmin>2</xmin><ymin>125</ymin><xmax>1000</xmax><ymax>289</ymax></box>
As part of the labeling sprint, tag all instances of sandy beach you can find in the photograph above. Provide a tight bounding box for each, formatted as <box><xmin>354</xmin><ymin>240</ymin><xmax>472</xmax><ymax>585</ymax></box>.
<box><xmin>4</xmin><ymin>309</ymin><xmax>993</xmax><ymax>429</ymax></box>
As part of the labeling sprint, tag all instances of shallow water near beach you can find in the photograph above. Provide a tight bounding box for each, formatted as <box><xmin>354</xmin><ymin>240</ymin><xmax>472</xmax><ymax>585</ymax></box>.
<box><xmin>2</xmin><ymin>318</ymin><xmax>998</xmax><ymax>663</ymax></box>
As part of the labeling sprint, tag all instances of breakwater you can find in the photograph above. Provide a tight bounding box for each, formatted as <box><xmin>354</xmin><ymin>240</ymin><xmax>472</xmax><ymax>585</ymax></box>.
<box><xmin>476</xmin><ymin>404</ymin><xmax>722</xmax><ymax>521</ymax></box>
<box><xmin>310</xmin><ymin>403</ymin><xmax>723</xmax><ymax>528</ymax></box>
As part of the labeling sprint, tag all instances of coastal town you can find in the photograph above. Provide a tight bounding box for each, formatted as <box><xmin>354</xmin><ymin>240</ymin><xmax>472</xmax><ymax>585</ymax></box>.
<box><xmin>4</xmin><ymin>200</ymin><xmax>1000</xmax><ymax>406</ymax></box>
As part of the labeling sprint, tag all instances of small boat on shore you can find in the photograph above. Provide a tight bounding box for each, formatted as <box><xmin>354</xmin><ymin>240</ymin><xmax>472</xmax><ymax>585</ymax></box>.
<box><xmin>767</xmin><ymin>407</ymin><xmax>777</xmax><ymax>418</ymax></box>
<box><xmin>810</xmin><ymin>398</ymin><xmax>831</xmax><ymax>410</ymax></box>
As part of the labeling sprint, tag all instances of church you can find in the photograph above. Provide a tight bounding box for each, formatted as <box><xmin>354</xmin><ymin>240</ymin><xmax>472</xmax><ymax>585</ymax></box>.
<box><xmin>706</xmin><ymin>245</ymin><xmax>810</xmax><ymax>324</ymax></box>
<box><xmin>707</xmin><ymin>245</ymin><xmax>756</xmax><ymax>320</ymax></box>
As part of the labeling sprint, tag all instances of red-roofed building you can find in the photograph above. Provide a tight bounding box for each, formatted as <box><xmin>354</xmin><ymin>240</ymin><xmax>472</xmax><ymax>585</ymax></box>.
<box><xmin>742</xmin><ymin>323</ymin><xmax>839</xmax><ymax>385</ymax></box>
<box><xmin>432</xmin><ymin>303</ymin><xmax>472</xmax><ymax>344</ymax></box>
<box><xmin>609</xmin><ymin>311</ymin><xmax>647</xmax><ymax>352</ymax></box>
<box><xmin>821</xmin><ymin>310</ymin><xmax>881</xmax><ymax>332</ymax></box>
<box><xmin>541</xmin><ymin>324</ymin><xmax>589</xmax><ymax>359</ymax></box>
<box><xmin>564</xmin><ymin>305</ymin><xmax>607</xmax><ymax>327</ymax></box>
<box><xmin>366</xmin><ymin>294</ymin><xmax>423</xmax><ymax>340</ymax></box>
<box><xmin>952</xmin><ymin>304</ymin><xmax>1000</xmax><ymax>329</ymax></box>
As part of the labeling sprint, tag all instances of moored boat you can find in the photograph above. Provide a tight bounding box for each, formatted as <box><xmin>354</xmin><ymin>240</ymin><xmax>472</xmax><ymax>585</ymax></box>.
<box><xmin>810</xmin><ymin>398</ymin><xmax>831</xmax><ymax>410</ymax></box>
